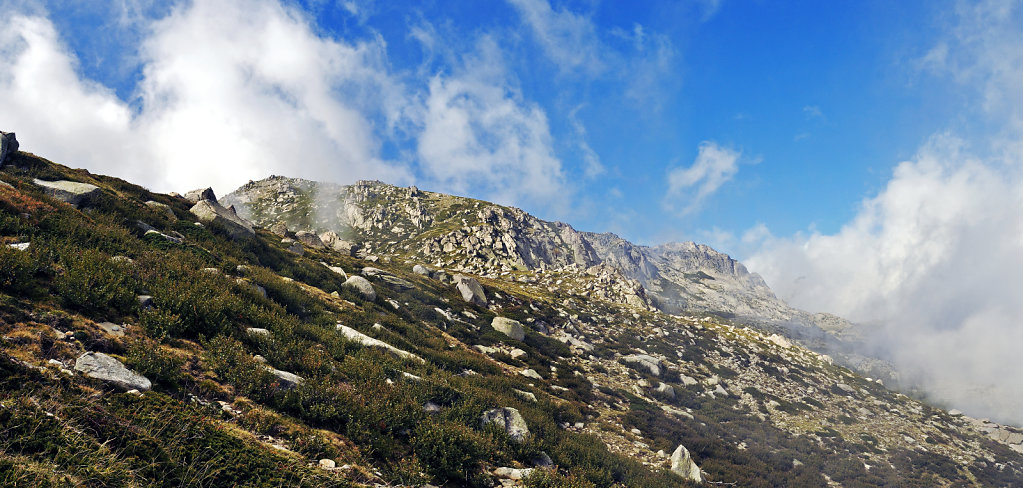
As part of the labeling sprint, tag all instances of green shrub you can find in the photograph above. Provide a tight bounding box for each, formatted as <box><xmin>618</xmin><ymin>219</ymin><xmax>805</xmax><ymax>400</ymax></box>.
<box><xmin>124</xmin><ymin>339</ymin><xmax>185</xmax><ymax>388</ymax></box>
<box><xmin>53</xmin><ymin>248</ymin><xmax>138</xmax><ymax>315</ymax></box>
<box><xmin>413</xmin><ymin>420</ymin><xmax>487</xmax><ymax>485</ymax></box>
<box><xmin>524</xmin><ymin>469</ymin><xmax>596</xmax><ymax>488</ymax></box>
<box><xmin>0</xmin><ymin>245</ymin><xmax>40</xmax><ymax>296</ymax></box>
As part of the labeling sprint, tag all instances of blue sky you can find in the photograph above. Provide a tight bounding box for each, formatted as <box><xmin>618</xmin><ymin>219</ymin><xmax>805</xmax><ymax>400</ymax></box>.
<box><xmin>6</xmin><ymin>0</ymin><xmax>1023</xmax><ymax>424</ymax></box>
<box><xmin>0</xmin><ymin>0</ymin><xmax>965</xmax><ymax>248</ymax></box>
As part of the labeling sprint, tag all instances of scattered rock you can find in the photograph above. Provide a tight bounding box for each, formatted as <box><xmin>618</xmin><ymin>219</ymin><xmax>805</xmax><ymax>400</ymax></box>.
<box><xmin>492</xmin><ymin>317</ymin><xmax>525</xmax><ymax>341</ymax></box>
<box><xmin>97</xmin><ymin>322</ymin><xmax>127</xmax><ymax>337</ymax></box>
<box><xmin>281</xmin><ymin>238</ymin><xmax>304</xmax><ymax>255</ymax></box>
<box><xmin>423</xmin><ymin>401</ymin><xmax>442</xmax><ymax>413</ymax></box>
<box><xmin>342</xmin><ymin>276</ymin><xmax>376</xmax><ymax>301</ymax></box>
<box><xmin>493</xmin><ymin>467</ymin><xmax>534</xmax><ymax>480</ymax></box>
<box><xmin>336</xmin><ymin>324</ymin><xmax>424</xmax><ymax>363</ymax></box>
<box><xmin>655</xmin><ymin>382</ymin><xmax>676</xmax><ymax>399</ymax></box>
<box><xmin>33</xmin><ymin>179</ymin><xmax>101</xmax><ymax>208</ymax></box>
<box><xmin>318</xmin><ymin>459</ymin><xmax>336</xmax><ymax>469</ymax></box>
<box><xmin>269</xmin><ymin>368</ymin><xmax>303</xmax><ymax>389</ymax></box>
<box><xmin>137</xmin><ymin>295</ymin><xmax>154</xmax><ymax>310</ymax></box>
<box><xmin>145</xmin><ymin>200</ymin><xmax>176</xmax><ymax>220</ymax></box>
<box><xmin>0</xmin><ymin>131</ymin><xmax>19</xmax><ymax>167</ymax></box>
<box><xmin>531</xmin><ymin>452</ymin><xmax>554</xmax><ymax>467</ymax></box>
<box><xmin>237</xmin><ymin>279</ymin><xmax>267</xmax><ymax>298</ymax></box>
<box><xmin>246</xmin><ymin>328</ymin><xmax>271</xmax><ymax>338</ymax></box>
<box><xmin>455</xmin><ymin>274</ymin><xmax>487</xmax><ymax>306</ymax></box>
<box><xmin>323</xmin><ymin>264</ymin><xmax>347</xmax><ymax>279</ymax></box>
<box><xmin>74</xmin><ymin>352</ymin><xmax>151</xmax><ymax>391</ymax></box>
<box><xmin>269</xmin><ymin>221</ymin><xmax>289</xmax><ymax>237</ymax></box>
<box><xmin>111</xmin><ymin>255</ymin><xmax>134</xmax><ymax>265</ymax></box>
<box><xmin>669</xmin><ymin>444</ymin><xmax>704</xmax><ymax>483</ymax></box>
<box><xmin>519</xmin><ymin>369</ymin><xmax>544</xmax><ymax>380</ymax></box>
<box><xmin>413</xmin><ymin>264</ymin><xmax>432</xmax><ymax>276</ymax></box>
<box><xmin>514</xmin><ymin>389</ymin><xmax>537</xmax><ymax>402</ymax></box>
<box><xmin>480</xmin><ymin>407</ymin><xmax>530</xmax><ymax>443</ymax></box>
<box><xmin>319</xmin><ymin>231</ymin><xmax>356</xmax><ymax>255</ymax></box>
<box><xmin>8</xmin><ymin>242</ymin><xmax>30</xmax><ymax>251</ymax></box>
<box><xmin>623</xmin><ymin>354</ymin><xmax>662</xmax><ymax>376</ymax></box>
<box><xmin>145</xmin><ymin>229</ymin><xmax>183</xmax><ymax>244</ymax></box>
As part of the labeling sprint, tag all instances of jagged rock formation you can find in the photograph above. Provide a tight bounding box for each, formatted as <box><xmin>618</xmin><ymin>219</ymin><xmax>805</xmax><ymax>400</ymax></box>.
<box><xmin>188</xmin><ymin>188</ymin><xmax>255</xmax><ymax>239</ymax></box>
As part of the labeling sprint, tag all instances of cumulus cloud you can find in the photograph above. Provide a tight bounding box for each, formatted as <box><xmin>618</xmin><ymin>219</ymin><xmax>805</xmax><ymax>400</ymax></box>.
<box><xmin>746</xmin><ymin>1</ymin><xmax>1023</xmax><ymax>424</ymax></box>
<box><xmin>415</xmin><ymin>36</ymin><xmax>569</xmax><ymax>211</ymax></box>
<box><xmin>664</xmin><ymin>141</ymin><xmax>741</xmax><ymax>215</ymax></box>
<box><xmin>0</xmin><ymin>0</ymin><xmax>574</xmax><ymax>212</ymax></box>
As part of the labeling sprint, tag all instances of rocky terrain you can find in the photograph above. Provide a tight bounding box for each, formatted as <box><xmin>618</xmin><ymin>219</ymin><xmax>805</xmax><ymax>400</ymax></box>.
<box><xmin>1</xmin><ymin>137</ymin><xmax>1022</xmax><ymax>487</ymax></box>
<box><xmin>223</xmin><ymin>177</ymin><xmax>886</xmax><ymax>378</ymax></box>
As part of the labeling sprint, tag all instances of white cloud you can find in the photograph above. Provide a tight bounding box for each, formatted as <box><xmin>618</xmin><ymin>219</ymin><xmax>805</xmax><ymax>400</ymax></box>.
<box><xmin>0</xmin><ymin>0</ymin><xmax>411</xmax><ymax>195</ymax></box>
<box><xmin>0</xmin><ymin>0</ymin><xmax>572</xmax><ymax>209</ymax></box>
<box><xmin>415</xmin><ymin>36</ymin><xmax>569</xmax><ymax>212</ymax></box>
<box><xmin>664</xmin><ymin>141</ymin><xmax>741</xmax><ymax>215</ymax></box>
<box><xmin>746</xmin><ymin>1</ymin><xmax>1023</xmax><ymax>424</ymax></box>
<box><xmin>569</xmin><ymin>105</ymin><xmax>604</xmax><ymax>179</ymax></box>
<box><xmin>505</xmin><ymin>0</ymin><xmax>603</xmax><ymax>75</ymax></box>
<box><xmin>802</xmin><ymin>105</ymin><xmax>824</xmax><ymax>120</ymax></box>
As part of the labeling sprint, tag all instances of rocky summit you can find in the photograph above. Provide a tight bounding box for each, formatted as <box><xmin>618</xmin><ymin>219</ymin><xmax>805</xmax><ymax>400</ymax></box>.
<box><xmin>1</xmin><ymin>149</ymin><xmax>1022</xmax><ymax>487</ymax></box>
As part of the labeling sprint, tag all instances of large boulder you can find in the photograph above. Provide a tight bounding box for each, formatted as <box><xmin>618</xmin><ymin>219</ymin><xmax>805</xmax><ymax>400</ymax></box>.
<box><xmin>623</xmin><ymin>354</ymin><xmax>662</xmax><ymax>376</ymax></box>
<box><xmin>74</xmin><ymin>352</ymin><xmax>152</xmax><ymax>391</ymax></box>
<box><xmin>412</xmin><ymin>264</ymin><xmax>432</xmax><ymax>276</ymax></box>
<box><xmin>454</xmin><ymin>274</ymin><xmax>487</xmax><ymax>306</ymax></box>
<box><xmin>480</xmin><ymin>407</ymin><xmax>530</xmax><ymax>443</ymax></box>
<box><xmin>190</xmin><ymin>192</ymin><xmax>254</xmax><ymax>239</ymax></box>
<box><xmin>343</xmin><ymin>276</ymin><xmax>376</xmax><ymax>301</ymax></box>
<box><xmin>145</xmin><ymin>200</ymin><xmax>176</xmax><ymax>220</ymax></box>
<box><xmin>33</xmin><ymin>179</ymin><xmax>101</xmax><ymax>208</ymax></box>
<box><xmin>295</xmin><ymin>231</ymin><xmax>325</xmax><ymax>249</ymax></box>
<box><xmin>0</xmin><ymin>131</ymin><xmax>18</xmax><ymax>167</ymax></box>
<box><xmin>492</xmin><ymin>317</ymin><xmax>525</xmax><ymax>341</ymax></box>
<box><xmin>669</xmin><ymin>444</ymin><xmax>704</xmax><ymax>483</ymax></box>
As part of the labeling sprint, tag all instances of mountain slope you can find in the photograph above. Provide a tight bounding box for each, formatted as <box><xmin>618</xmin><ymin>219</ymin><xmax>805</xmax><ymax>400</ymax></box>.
<box><xmin>0</xmin><ymin>146</ymin><xmax>1021</xmax><ymax>487</ymax></box>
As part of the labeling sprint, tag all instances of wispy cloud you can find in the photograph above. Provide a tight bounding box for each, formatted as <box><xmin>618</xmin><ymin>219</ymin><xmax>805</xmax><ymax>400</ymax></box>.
<box><xmin>504</xmin><ymin>0</ymin><xmax>603</xmax><ymax>76</ymax></box>
<box><xmin>802</xmin><ymin>105</ymin><xmax>824</xmax><ymax>120</ymax></box>
<box><xmin>664</xmin><ymin>141</ymin><xmax>741</xmax><ymax>215</ymax></box>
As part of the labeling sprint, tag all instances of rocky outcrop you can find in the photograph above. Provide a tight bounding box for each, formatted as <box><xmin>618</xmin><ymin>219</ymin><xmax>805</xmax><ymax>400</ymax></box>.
<box><xmin>343</xmin><ymin>276</ymin><xmax>376</xmax><ymax>301</ymax></box>
<box><xmin>0</xmin><ymin>131</ymin><xmax>19</xmax><ymax>167</ymax></box>
<box><xmin>189</xmin><ymin>189</ymin><xmax>254</xmax><ymax>239</ymax></box>
<box><xmin>184</xmin><ymin>187</ymin><xmax>217</xmax><ymax>204</ymax></box>
<box><xmin>492</xmin><ymin>317</ymin><xmax>525</xmax><ymax>341</ymax></box>
<box><xmin>669</xmin><ymin>444</ymin><xmax>704</xmax><ymax>483</ymax></box>
<box><xmin>480</xmin><ymin>407</ymin><xmax>530</xmax><ymax>443</ymax></box>
<box><xmin>455</xmin><ymin>274</ymin><xmax>487</xmax><ymax>306</ymax></box>
<box><xmin>74</xmin><ymin>352</ymin><xmax>152</xmax><ymax>391</ymax></box>
<box><xmin>33</xmin><ymin>179</ymin><xmax>101</xmax><ymax>208</ymax></box>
